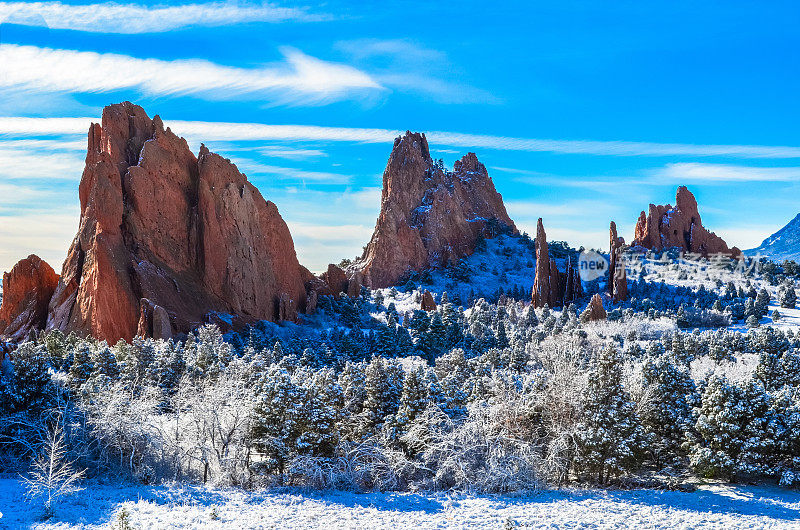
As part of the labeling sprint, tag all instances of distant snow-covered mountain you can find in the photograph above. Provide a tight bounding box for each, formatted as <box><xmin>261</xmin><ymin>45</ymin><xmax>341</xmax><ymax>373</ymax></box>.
<box><xmin>747</xmin><ymin>213</ymin><xmax>800</xmax><ymax>262</ymax></box>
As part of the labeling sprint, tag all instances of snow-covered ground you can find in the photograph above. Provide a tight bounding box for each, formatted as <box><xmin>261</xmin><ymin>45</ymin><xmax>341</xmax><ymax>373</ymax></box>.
<box><xmin>2</xmin><ymin>479</ymin><xmax>799</xmax><ymax>529</ymax></box>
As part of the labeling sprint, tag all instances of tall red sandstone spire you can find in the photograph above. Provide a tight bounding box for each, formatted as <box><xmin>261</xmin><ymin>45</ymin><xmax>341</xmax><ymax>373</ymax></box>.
<box><xmin>609</xmin><ymin>221</ymin><xmax>628</xmax><ymax>302</ymax></box>
<box><xmin>532</xmin><ymin>218</ymin><xmax>551</xmax><ymax>308</ymax></box>
<box><xmin>531</xmin><ymin>218</ymin><xmax>582</xmax><ymax>308</ymax></box>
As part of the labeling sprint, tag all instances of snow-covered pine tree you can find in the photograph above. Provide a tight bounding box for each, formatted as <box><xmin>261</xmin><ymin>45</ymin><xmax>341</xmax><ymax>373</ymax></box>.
<box><xmin>755</xmin><ymin>288</ymin><xmax>771</xmax><ymax>318</ymax></box>
<box><xmin>0</xmin><ymin>342</ymin><xmax>54</xmax><ymax>414</ymax></box>
<box><xmin>357</xmin><ymin>358</ymin><xmax>403</xmax><ymax>438</ymax></box>
<box><xmin>250</xmin><ymin>366</ymin><xmax>302</xmax><ymax>473</ymax></box>
<box><xmin>395</xmin><ymin>366</ymin><xmax>431</xmax><ymax>435</ymax></box>
<box><xmin>573</xmin><ymin>345</ymin><xmax>645</xmax><ymax>484</ymax></box>
<box><xmin>641</xmin><ymin>354</ymin><xmax>699</xmax><ymax>468</ymax></box>
<box><xmin>68</xmin><ymin>343</ymin><xmax>94</xmax><ymax>390</ymax></box>
<box><xmin>91</xmin><ymin>345</ymin><xmax>119</xmax><ymax>381</ymax></box>
<box><xmin>294</xmin><ymin>367</ymin><xmax>344</xmax><ymax>458</ymax></box>
<box><xmin>434</xmin><ymin>348</ymin><xmax>470</xmax><ymax>417</ymax></box>
<box><xmin>687</xmin><ymin>376</ymin><xmax>776</xmax><ymax>480</ymax></box>
<box><xmin>781</xmin><ymin>286</ymin><xmax>797</xmax><ymax>309</ymax></box>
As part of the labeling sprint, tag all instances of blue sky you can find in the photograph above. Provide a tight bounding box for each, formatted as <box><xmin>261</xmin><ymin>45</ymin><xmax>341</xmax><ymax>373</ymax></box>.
<box><xmin>1</xmin><ymin>1</ymin><xmax>799</xmax><ymax>273</ymax></box>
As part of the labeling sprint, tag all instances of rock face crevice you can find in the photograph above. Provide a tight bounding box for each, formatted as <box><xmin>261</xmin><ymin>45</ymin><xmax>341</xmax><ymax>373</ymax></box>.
<box><xmin>358</xmin><ymin>132</ymin><xmax>516</xmax><ymax>288</ymax></box>
<box><xmin>633</xmin><ymin>186</ymin><xmax>740</xmax><ymax>258</ymax></box>
<box><xmin>45</xmin><ymin>102</ymin><xmax>307</xmax><ymax>343</ymax></box>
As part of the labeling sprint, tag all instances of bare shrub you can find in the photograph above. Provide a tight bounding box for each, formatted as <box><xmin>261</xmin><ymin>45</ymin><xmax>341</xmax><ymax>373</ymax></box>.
<box><xmin>24</xmin><ymin>418</ymin><xmax>85</xmax><ymax>518</ymax></box>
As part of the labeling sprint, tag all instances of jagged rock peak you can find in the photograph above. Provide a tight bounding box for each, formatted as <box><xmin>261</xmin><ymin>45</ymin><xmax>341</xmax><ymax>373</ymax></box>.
<box><xmin>45</xmin><ymin>101</ymin><xmax>307</xmax><ymax>343</ymax></box>
<box><xmin>0</xmin><ymin>255</ymin><xmax>59</xmax><ymax>343</ymax></box>
<box><xmin>358</xmin><ymin>131</ymin><xmax>516</xmax><ymax>288</ymax></box>
<box><xmin>583</xmin><ymin>293</ymin><xmax>607</xmax><ymax>322</ymax></box>
<box><xmin>531</xmin><ymin>218</ymin><xmax>581</xmax><ymax>308</ymax></box>
<box><xmin>633</xmin><ymin>186</ymin><xmax>740</xmax><ymax>258</ymax></box>
<box><xmin>609</xmin><ymin>221</ymin><xmax>628</xmax><ymax>302</ymax></box>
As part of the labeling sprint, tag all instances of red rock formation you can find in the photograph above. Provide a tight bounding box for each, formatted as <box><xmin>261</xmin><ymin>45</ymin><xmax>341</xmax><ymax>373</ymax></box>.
<box><xmin>359</xmin><ymin>132</ymin><xmax>516</xmax><ymax>288</ymax></box>
<box><xmin>0</xmin><ymin>255</ymin><xmax>59</xmax><ymax>342</ymax></box>
<box><xmin>347</xmin><ymin>270</ymin><xmax>363</xmax><ymax>298</ymax></box>
<box><xmin>45</xmin><ymin>102</ymin><xmax>306</xmax><ymax>343</ymax></box>
<box><xmin>305</xmin><ymin>290</ymin><xmax>318</xmax><ymax>315</ymax></box>
<box><xmin>532</xmin><ymin>219</ymin><xmax>552</xmax><ymax>308</ymax></box>
<box><xmin>321</xmin><ymin>264</ymin><xmax>348</xmax><ymax>298</ymax></box>
<box><xmin>421</xmin><ymin>290</ymin><xmax>436</xmax><ymax>311</ymax></box>
<box><xmin>633</xmin><ymin>186</ymin><xmax>740</xmax><ymax>258</ymax></box>
<box><xmin>563</xmin><ymin>258</ymin><xmax>583</xmax><ymax>305</ymax></box>
<box><xmin>609</xmin><ymin>221</ymin><xmax>628</xmax><ymax>302</ymax></box>
<box><xmin>136</xmin><ymin>298</ymin><xmax>173</xmax><ymax>340</ymax></box>
<box><xmin>532</xmin><ymin>218</ymin><xmax>581</xmax><ymax>308</ymax></box>
<box><xmin>583</xmin><ymin>294</ymin><xmax>607</xmax><ymax>322</ymax></box>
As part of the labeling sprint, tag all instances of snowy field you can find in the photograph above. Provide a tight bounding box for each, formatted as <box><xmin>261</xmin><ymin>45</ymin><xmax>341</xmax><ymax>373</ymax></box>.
<box><xmin>1</xmin><ymin>479</ymin><xmax>799</xmax><ymax>529</ymax></box>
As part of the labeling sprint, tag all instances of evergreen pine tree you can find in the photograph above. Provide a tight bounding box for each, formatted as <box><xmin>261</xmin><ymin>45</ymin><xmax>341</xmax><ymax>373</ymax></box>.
<box><xmin>573</xmin><ymin>345</ymin><xmax>645</xmax><ymax>484</ymax></box>
<box><xmin>755</xmin><ymin>288</ymin><xmax>771</xmax><ymax>317</ymax></box>
<box><xmin>396</xmin><ymin>366</ymin><xmax>431</xmax><ymax>430</ymax></box>
<box><xmin>357</xmin><ymin>358</ymin><xmax>403</xmax><ymax>438</ymax></box>
<box><xmin>781</xmin><ymin>287</ymin><xmax>797</xmax><ymax>309</ymax></box>
<box><xmin>335</xmin><ymin>362</ymin><xmax>365</xmax><ymax>441</ymax></box>
<box><xmin>641</xmin><ymin>354</ymin><xmax>699</xmax><ymax>467</ymax></box>
<box><xmin>68</xmin><ymin>343</ymin><xmax>94</xmax><ymax>389</ymax></box>
<box><xmin>91</xmin><ymin>345</ymin><xmax>119</xmax><ymax>380</ymax></box>
<box><xmin>251</xmin><ymin>366</ymin><xmax>302</xmax><ymax>473</ymax></box>
<box><xmin>295</xmin><ymin>367</ymin><xmax>344</xmax><ymax>458</ymax></box>
<box><xmin>0</xmin><ymin>343</ymin><xmax>54</xmax><ymax>414</ymax></box>
<box><xmin>434</xmin><ymin>348</ymin><xmax>470</xmax><ymax>416</ymax></box>
<box><xmin>495</xmin><ymin>321</ymin><xmax>509</xmax><ymax>349</ymax></box>
<box><xmin>687</xmin><ymin>376</ymin><xmax>775</xmax><ymax>480</ymax></box>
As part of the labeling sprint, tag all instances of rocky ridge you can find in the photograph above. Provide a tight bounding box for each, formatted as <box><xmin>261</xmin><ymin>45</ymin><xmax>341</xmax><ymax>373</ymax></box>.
<box><xmin>357</xmin><ymin>132</ymin><xmax>516</xmax><ymax>289</ymax></box>
<box><xmin>2</xmin><ymin>102</ymin><xmax>308</xmax><ymax>344</ymax></box>
<box><xmin>633</xmin><ymin>186</ymin><xmax>740</xmax><ymax>258</ymax></box>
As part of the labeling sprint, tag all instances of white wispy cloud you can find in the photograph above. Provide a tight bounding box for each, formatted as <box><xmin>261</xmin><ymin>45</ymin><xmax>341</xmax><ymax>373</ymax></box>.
<box><xmin>0</xmin><ymin>44</ymin><xmax>383</xmax><ymax>105</ymax></box>
<box><xmin>3</xmin><ymin>117</ymin><xmax>800</xmax><ymax>161</ymax></box>
<box><xmin>0</xmin><ymin>209</ymin><xmax>79</xmax><ymax>274</ymax></box>
<box><xmin>0</xmin><ymin>146</ymin><xmax>85</xmax><ymax>180</ymax></box>
<box><xmin>257</xmin><ymin>146</ymin><xmax>327</xmax><ymax>160</ymax></box>
<box><xmin>656</xmin><ymin>162</ymin><xmax>800</xmax><ymax>183</ymax></box>
<box><xmin>336</xmin><ymin>38</ymin><xmax>499</xmax><ymax>105</ymax></box>
<box><xmin>288</xmin><ymin>222</ymin><xmax>373</xmax><ymax>243</ymax></box>
<box><xmin>234</xmin><ymin>160</ymin><xmax>352</xmax><ymax>184</ymax></box>
<box><xmin>0</xmin><ymin>1</ymin><xmax>327</xmax><ymax>33</ymax></box>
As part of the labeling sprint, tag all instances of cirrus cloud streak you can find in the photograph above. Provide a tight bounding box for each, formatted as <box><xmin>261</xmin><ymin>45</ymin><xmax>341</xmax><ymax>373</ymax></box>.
<box><xmin>0</xmin><ymin>1</ymin><xmax>328</xmax><ymax>33</ymax></box>
<box><xmin>0</xmin><ymin>44</ymin><xmax>383</xmax><ymax>105</ymax></box>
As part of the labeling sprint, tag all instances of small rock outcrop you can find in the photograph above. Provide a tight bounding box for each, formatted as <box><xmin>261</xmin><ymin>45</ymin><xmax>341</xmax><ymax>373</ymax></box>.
<box><xmin>583</xmin><ymin>294</ymin><xmax>607</xmax><ymax>322</ymax></box>
<box><xmin>45</xmin><ymin>102</ymin><xmax>307</xmax><ymax>343</ymax></box>
<box><xmin>347</xmin><ymin>271</ymin><xmax>363</xmax><ymax>298</ymax></box>
<box><xmin>0</xmin><ymin>255</ymin><xmax>59</xmax><ymax>342</ymax></box>
<box><xmin>531</xmin><ymin>218</ymin><xmax>582</xmax><ymax>308</ymax></box>
<box><xmin>421</xmin><ymin>290</ymin><xmax>437</xmax><ymax>312</ymax></box>
<box><xmin>321</xmin><ymin>264</ymin><xmax>349</xmax><ymax>298</ymax></box>
<box><xmin>358</xmin><ymin>132</ymin><xmax>516</xmax><ymax>288</ymax></box>
<box><xmin>633</xmin><ymin>186</ymin><xmax>740</xmax><ymax>258</ymax></box>
<box><xmin>609</xmin><ymin>222</ymin><xmax>628</xmax><ymax>302</ymax></box>
<box><xmin>305</xmin><ymin>290</ymin><xmax>318</xmax><ymax>314</ymax></box>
